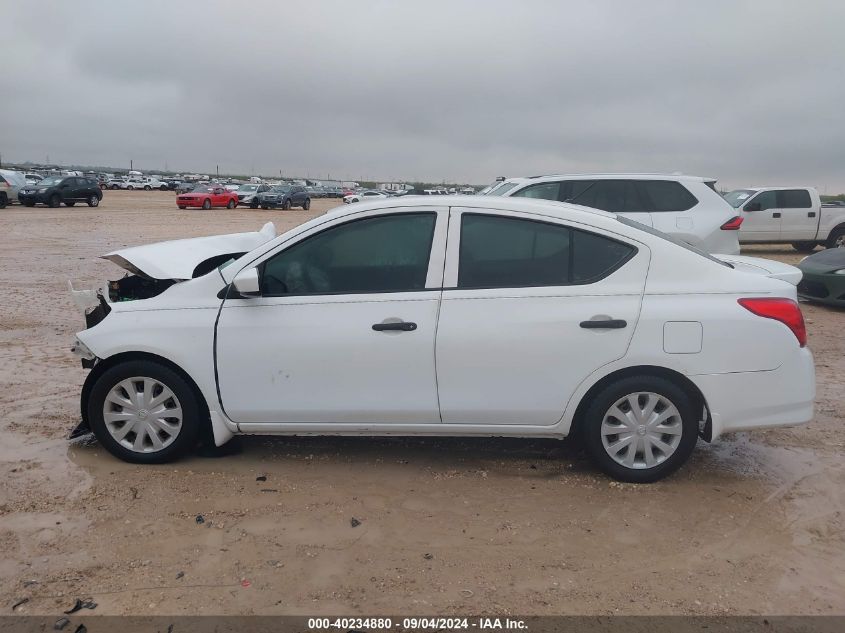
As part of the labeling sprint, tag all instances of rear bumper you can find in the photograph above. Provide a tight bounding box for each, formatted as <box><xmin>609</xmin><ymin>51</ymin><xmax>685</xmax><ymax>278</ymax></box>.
<box><xmin>689</xmin><ymin>348</ymin><xmax>815</xmax><ymax>440</ymax></box>
<box><xmin>798</xmin><ymin>272</ymin><xmax>845</xmax><ymax>306</ymax></box>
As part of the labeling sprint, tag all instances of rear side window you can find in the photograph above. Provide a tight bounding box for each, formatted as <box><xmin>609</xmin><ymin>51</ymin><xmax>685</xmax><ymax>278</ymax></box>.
<box><xmin>511</xmin><ymin>181</ymin><xmax>563</xmax><ymax>201</ymax></box>
<box><xmin>777</xmin><ymin>189</ymin><xmax>811</xmax><ymax>208</ymax></box>
<box><xmin>458</xmin><ymin>214</ymin><xmax>635</xmax><ymax>289</ymax></box>
<box><xmin>637</xmin><ymin>180</ymin><xmax>698</xmax><ymax>212</ymax></box>
<box><xmin>567</xmin><ymin>180</ymin><xmax>646</xmax><ymax>213</ymax></box>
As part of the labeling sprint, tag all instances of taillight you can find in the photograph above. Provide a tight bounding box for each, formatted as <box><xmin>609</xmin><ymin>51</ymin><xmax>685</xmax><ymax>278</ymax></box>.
<box><xmin>738</xmin><ymin>298</ymin><xmax>806</xmax><ymax>347</ymax></box>
<box><xmin>721</xmin><ymin>216</ymin><xmax>744</xmax><ymax>230</ymax></box>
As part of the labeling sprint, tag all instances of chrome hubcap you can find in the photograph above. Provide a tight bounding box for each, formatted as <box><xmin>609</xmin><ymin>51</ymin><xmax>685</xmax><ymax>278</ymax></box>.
<box><xmin>102</xmin><ymin>376</ymin><xmax>182</xmax><ymax>453</ymax></box>
<box><xmin>600</xmin><ymin>392</ymin><xmax>683</xmax><ymax>470</ymax></box>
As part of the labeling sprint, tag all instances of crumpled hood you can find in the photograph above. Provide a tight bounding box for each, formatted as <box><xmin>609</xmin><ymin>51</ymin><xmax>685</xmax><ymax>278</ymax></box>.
<box><xmin>714</xmin><ymin>254</ymin><xmax>803</xmax><ymax>286</ymax></box>
<box><xmin>798</xmin><ymin>247</ymin><xmax>845</xmax><ymax>274</ymax></box>
<box><xmin>102</xmin><ymin>222</ymin><xmax>277</xmax><ymax>280</ymax></box>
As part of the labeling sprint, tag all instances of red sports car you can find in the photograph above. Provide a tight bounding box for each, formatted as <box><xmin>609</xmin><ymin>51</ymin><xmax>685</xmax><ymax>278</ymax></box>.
<box><xmin>177</xmin><ymin>185</ymin><xmax>239</xmax><ymax>210</ymax></box>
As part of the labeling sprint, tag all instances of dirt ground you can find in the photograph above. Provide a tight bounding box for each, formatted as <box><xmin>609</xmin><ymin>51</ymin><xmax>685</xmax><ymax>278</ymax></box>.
<box><xmin>0</xmin><ymin>190</ymin><xmax>843</xmax><ymax>616</ymax></box>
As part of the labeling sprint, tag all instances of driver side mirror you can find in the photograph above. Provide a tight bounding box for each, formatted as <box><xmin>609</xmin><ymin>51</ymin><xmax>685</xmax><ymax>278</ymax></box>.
<box><xmin>744</xmin><ymin>202</ymin><xmax>761</xmax><ymax>212</ymax></box>
<box><xmin>232</xmin><ymin>267</ymin><xmax>260</xmax><ymax>297</ymax></box>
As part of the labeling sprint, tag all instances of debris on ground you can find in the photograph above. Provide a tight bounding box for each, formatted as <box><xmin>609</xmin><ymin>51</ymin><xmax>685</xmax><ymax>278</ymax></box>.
<box><xmin>53</xmin><ymin>617</ymin><xmax>70</xmax><ymax>630</ymax></box>
<box><xmin>175</xmin><ymin>571</ymin><xmax>185</xmax><ymax>579</ymax></box>
<box><xmin>256</xmin><ymin>475</ymin><xmax>267</xmax><ymax>482</ymax></box>
<box><xmin>350</xmin><ymin>517</ymin><xmax>361</xmax><ymax>527</ymax></box>
<box><xmin>12</xmin><ymin>597</ymin><xmax>29</xmax><ymax>611</ymax></box>
<box><xmin>423</xmin><ymin>553</ymin><xmax>434</xmax><ymax>560</ymax></box>
<box><xmin>241</xmin><ymin>579</ymin><xmax>251</xmax><ymax>588</ymax></box>
<box><xmin>195</xmin><ymin>515</ymin><xmax>205</xmax><ymax>524</ymax></box>
<box><xmin>63</xmin><ymin>598</ymin><xmax>97</xmax><ymax>614</ymax></box>
<box><xmin>73</xmin><ymin>624</ymin><xmax>87</xmax><ymax>633</ymax></box>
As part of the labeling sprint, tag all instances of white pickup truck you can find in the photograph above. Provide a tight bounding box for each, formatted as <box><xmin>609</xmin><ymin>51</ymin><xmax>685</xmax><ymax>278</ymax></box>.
<box><xmin>725</xmin><ymin>186</ymin><xmax>845</xmax><ymax>252</ymax></box>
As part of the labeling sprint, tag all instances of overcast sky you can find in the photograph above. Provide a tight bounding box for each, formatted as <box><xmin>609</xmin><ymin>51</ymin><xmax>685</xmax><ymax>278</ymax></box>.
<box><xmin>3</xmin><ymin>0</ymin><xmax>845</xmax><ymax>190</ymax></box>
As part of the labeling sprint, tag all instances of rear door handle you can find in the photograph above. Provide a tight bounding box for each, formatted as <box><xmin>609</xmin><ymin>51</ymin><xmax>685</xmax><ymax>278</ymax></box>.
<box><xmin>808</xmin><ymin>212</ymin><xmax>816</xmax><ymax>218</ymax></box>
<box><xmin>580</xmin><ymin>319</ymin><xmax>627</xmax><ymax>329</ymax></box>
<box><xmin>772</xmin><ymin>212</ymin><xmax>781</xmax><ymax>218</ymax></box>
<box><xmin>372</xmin><ymin>321</ymin><xmax>417</xmax><ymax>332</ymax></box>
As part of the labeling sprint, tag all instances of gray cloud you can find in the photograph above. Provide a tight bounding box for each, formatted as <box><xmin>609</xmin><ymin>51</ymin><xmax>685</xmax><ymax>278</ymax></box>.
<box><xmin>3</xmin><ymin>0</ymin><xmax>845</xmax><ymax>190</ymax></box>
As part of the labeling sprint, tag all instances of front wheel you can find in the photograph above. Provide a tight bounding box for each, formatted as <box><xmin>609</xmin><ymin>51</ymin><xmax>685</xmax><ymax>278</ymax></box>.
<box><xmin>144</xmin><ymin>185</ymin><xmax>152</xmax><ymax>191</ymax></box>
<box><xmin>226</xmin><ymin>199</ymin><xmax>236</xmax><ymax>209</ymax></box>
<box><xmin>282</xmin><ymin>199</ymin><xmax>291</xmax><ymax>210</ymax></box>
<box><xmin>792</xmin><ymin>241</ymin><xmax>817</xmax><ymax>253</ymax></box>
<box><xmin>110</xmin><ymin>185</ymin><xmax>119</xmax><ymax>190</ymax></box>
<box><xmin>87</xmin><ymin>360</ymin><xmax>201</xmax><ymax>464</ymax></box>
<box><xmin>0</xmin><ymin>194</ymin><xmax>7</xmax><ymax>208</ymax></box>
<box><xmin>88</xmin><ymin>195</ymin><xmax>100</xmax><ymax>207</ymax></box>
<box><xmin>581</xmin><ymin>376</ymin><xmax>698</xmax><ymax>483</ymax></box>
<box><xmin>303</xmin><ymin>198</ymin><xmax>311</xmax><ymax>210</ymax></box>
<box><xmin>178</xmin><ymin>205</ymin><xmax>186</xmax><ymax>209</ymax></box>
<box><xmin>49</xmin><ymin>194</ymin><xmax>61</xmax><ymax>208</ymax></box>
<box><xmin>202</xmin><ymin>198</ymin><xmax>212</xmax><ymax>210</ymax></box>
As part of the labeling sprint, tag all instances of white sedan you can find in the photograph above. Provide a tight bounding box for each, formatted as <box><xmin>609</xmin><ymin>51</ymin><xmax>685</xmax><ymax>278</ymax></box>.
<box><xmin>70</xmin><ymin>196</ymin><xmax>814</xmax><ymax>482</ymax></box>
<box><xmin>343</xmin><ymin>190</ymin><xmax>389</xmax><ymax>204</ymax></box>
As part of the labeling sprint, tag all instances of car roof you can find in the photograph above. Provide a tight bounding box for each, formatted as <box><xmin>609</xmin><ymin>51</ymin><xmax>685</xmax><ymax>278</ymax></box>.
<box><xmin>500</xmin><ymin>173</ymin><xmax>717</xmax><ymax>185</ymax></box>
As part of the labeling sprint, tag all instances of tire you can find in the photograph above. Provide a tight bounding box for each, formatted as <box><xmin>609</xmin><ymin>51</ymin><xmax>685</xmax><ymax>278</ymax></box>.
<box><xmin>87</xmin><ymin>360</ymin><xmax>201</xmax><ymax>464</ymax></box>
<box><xmin>160</xmin><ymin>185</ymin><xmax>168</xmax><ymax>191</ymax></box>
<box><xmin>226</xmin><ymin>199</ymin><xmax>236</xmax><ymax>209</ymax></box>
<box><xmin>261</xmin><ymin>205</ymin><xmax>269</xmax><ymax>210</ymax></box>
<box><xmin>127</xmin><ymin>185</ymin><xmax>135</xmax><ymax>190</ymax></box>
<box><xmin>23</xmin><ymin>200</ymin><xmax>35</xmax><ymax>207</ymax></box>
<box><xmin>65</xmin><ymin>201</ymin><xmax>76</xmax><ymax>207</ymax></box>
<box><xmin>303</xmin><ymin>198</ymin><xmax>311</xmax><ymax>210</ymax></box>
<box><xmin>826</xmin><ymin>226</ymin><xmax>845</xmax><ymax>249</ymax></box>
<box><xmin>581</xmin><ymin>375</ymin><xmax>698</xmax><ymax>483</ymax></box>
<box><xmin>144</xmin><ymin>185</ymin><xmax>152</xmax><ymax>191</ymax></box>
<box><xmin>250</xmin><ymin>202</ymin><xmax>258</xmax><ymax>209</ymax></box>
<box><xmin>282</xmin><ymin>199</ymin><xmax>291</xmax><ymax>210</ymax></box>
<box><xmin>88</xmin><ymin>195</ymin><xmax>100</xmax><ymax>207</ymax></box>
<box><xmin>0</xmin><ymin>193</ymin><xmax>7</xmax><ymax>209</ymax></box>
<box><xmin>791</xmin><ymin>241</ymin><xmax>817</xmax><ymax>253</ymax></box>
<box><xmin>202</xmin><ymin>198</ymin><xmax>211</xmax><ymax>210</ymax></box>
<box><xmin>178</xmin><ymin>205</ymin><xmax>186</xmax><ymax>209</ymax></box>
<box><xmin>110</xmin><ymin>185</ymin><xmax>119</xmax><ymax>190</ymax></box>
<box><xmin>49</xmin><ymin>194</ymin><xmax>61</xmax><ymax>208</ymax></box>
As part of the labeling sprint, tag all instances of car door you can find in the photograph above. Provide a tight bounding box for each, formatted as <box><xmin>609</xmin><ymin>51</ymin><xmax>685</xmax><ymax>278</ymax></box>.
<box><xmin>215</xmin><ymin>207</ymin><xmax>448</xmax><ymax>425</ymax></box>
<box><xmin>58</xmin><ymin>178</ymin><xmax>77</xmax><ymax>202</ymax></box>
<box><xmin>435</xmin><ymin>208</ymin><xmax>649</xmax><ymax>426</ymax></box>
<box><xmin>776</xmin><ymin>189</ymin><xmax>816</xmax><ymax>240</ymax></box>
<box><xmin>739</xmin><ymin>190</ymin><xmax>779</xmax><ymax>241</ymax></box>
<box><xmin>211</xmin><ymin>187</ymin><xmax>227</xmax><ymax>206</ymax></box>
<box><xmin>566</xmin><ymin>180</ymin><xmax>654</xmax><ymax>227</ymax></box>
<box><xmin>294</xmin><ymin>186</ymin><xmax>306</xmax><ymax>204</ymax></box>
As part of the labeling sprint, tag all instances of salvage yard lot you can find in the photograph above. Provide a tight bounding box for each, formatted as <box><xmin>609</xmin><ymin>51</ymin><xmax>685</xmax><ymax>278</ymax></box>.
<box><xmin>1</xmin><ymin>190</ymin><xmax>843</xmax><ymax>615</ymax></box>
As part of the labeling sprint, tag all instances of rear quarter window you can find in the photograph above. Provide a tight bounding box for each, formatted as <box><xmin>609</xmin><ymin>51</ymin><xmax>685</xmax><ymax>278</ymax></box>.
<box><xmin>777</xmin><ymin>189</ymin><xmax>812</xmax><ymax>208</ymax></box>
<box><xmin>638</xmin><ymin>180</ymin><xmax>698</xmax><ymax>212</ymax></box>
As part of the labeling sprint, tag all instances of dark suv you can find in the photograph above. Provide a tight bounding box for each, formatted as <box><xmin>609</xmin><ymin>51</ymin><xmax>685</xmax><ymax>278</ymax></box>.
<box><xmin>18</xmin><ymin>176</ymin><xmax>104</xmax><ymax>208</ymax></box>
<box><xmin>256</xmin><ymin>184</ymin><xmax>311</xmax><ymax>210</ymax></box>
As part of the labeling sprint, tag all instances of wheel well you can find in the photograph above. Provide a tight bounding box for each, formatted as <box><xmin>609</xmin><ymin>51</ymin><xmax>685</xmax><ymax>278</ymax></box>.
<box><xmin>569</xmin><ymin>365</ymin><xmax>709</xmax><ymax>441</ymax></box>
<box><xmin>80</xmin><ymin>352</ymin><xmax>212</xmax><ymax>438</ymax></box>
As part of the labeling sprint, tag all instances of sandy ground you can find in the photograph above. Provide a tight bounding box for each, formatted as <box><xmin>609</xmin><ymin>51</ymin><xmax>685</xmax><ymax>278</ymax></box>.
<box><xmin>0</xmin><ymin>190</ymin><xmax>843</xmax><ymax>616</ymax></box>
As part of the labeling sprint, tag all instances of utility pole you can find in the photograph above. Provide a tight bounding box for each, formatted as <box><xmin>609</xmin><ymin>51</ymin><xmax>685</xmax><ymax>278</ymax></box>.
<box><xmin>130</xmin><ymin>159</ymin><xmax>133</xmax><ymax>172</ymax></box>
<box><xmin>216</xmin><ymin>164</ymin><xmax>219</xmax><ymax>177</ymax></box>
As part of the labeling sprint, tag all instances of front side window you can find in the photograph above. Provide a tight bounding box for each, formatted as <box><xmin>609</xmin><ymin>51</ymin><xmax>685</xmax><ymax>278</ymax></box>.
<box><xmin>777</xmin><ymin>189</ymin><xmax>811</xmax><ymax>208</ymax></box>
<box><xmin>747</xmin><ymin>190</ymin><xmax>777</xmax><ymax>211</ymax></box>
<box><xmin>457</xmin><ymin>214</ymin><xmax>635</xmax><ymax>289</ymax></box>
<box><xmin>638</xmin><ymin>180</ymin><xmax>698</xmax><ymax>212</ymax></box>
<box><xmin>261</xmin><ymin>213</ymin><xmax>437</xmax><ymax>296</ymax></box>
<box><xmin>511</xmin><ymin>181</ymin><xmax>564</xmax><ymax>201</ymax></box>
<box><xmin>567</xmin><ymin>180</ymin><xmax>646</xmax><ymax>213</ymax></box>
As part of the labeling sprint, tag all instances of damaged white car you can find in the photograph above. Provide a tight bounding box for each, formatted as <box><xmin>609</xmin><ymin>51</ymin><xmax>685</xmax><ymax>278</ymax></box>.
<box><xmin>71</xmin><ymin>196</ymin><xmax>814</xmax><ymax>482</ymax></box>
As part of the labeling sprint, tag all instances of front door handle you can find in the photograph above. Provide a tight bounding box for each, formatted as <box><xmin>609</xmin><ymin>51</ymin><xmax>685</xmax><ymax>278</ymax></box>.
<box><xmin>773</xmin><ymin>212</ymin><xmax>781</xmax><ymax>218</ymax></box>
<box><xmin>580</xmin><ymin>319</ymin><xmax>627</xmax><ymax>329</ymax></box>
<box><xmin>372</xmin><ymin>321</ymin><xmax>417</xmax><ymax>332</ymax></box>
<box><xmin>808</xmin><ymin>211</ymin><xmax>816</xmax><ymax>218</ymax></box>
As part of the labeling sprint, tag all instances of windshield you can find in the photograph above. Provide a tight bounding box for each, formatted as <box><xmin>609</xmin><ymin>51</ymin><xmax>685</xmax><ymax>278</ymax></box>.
<box><xmin>724</xmin><ymin>189</ymin><xmax>756</xmax><ymax>208</ymax></box>
<box><xmin>239</xmin><ymin>184</ymin><xmax>258</xmax><ymax>192</ymax></box>
<box><xmin>485</xmin><ymin>181</ymin><xmax>520</xmax><ymax>196</ymax></box>
<box><xmin>191</xmin><ymin>185</ymin><xmax>211</xmax><ymax>193</ymax></box>
<box><xmin>615</xmin><ymin>215</ymin><xmax>732</xmax><ymax>268</ymax></box>
<box><xmin>38</xmin><ymin>176</ymin><xmax>64</xmax><ymax>186</ymax></box>
<box><xmin>271</xmin><ymin>186</ymin><xmax>291</xmax><ymax>193</ymax></box>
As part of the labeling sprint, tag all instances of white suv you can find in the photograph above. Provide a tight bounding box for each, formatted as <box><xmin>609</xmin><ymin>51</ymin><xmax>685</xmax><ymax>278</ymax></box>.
<box><xmin>484</xmin><ymin>174</ymin><xmax>741</xmax><ymax>255</ymax></box>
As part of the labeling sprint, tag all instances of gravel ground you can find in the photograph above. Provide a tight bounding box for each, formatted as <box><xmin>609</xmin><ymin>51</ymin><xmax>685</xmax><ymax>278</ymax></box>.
<box><xmin>1</xmin><ymin>191</ymin><xmax>843</xmax><ymax>616</ymax></box>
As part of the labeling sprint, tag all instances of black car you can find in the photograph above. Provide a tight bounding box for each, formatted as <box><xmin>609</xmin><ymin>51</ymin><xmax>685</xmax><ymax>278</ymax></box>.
<box><xmin>18</xmin><ymin>176</ymin><xmax>104</xmax><ymax>208</ymax></box>
<box><xmin>256</xmin><ymin>184</ymin><xmax>311</xmax><ymax>210</ymax></box>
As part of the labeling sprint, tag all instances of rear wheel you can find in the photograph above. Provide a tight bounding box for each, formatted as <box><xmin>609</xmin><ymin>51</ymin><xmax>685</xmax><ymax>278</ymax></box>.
<box><xmin>111</xmin><ymin>185</ymin><xmax>119</xmax><ymax>190</ymax></box>
<box><xmin>282</xmin><ymin>199</ymin><xmax>291</xmax><ymax>210</ymax></box>
<box><xmin>88</xmin><ymin>195</ymin><xmax>100</xmax><ymax>207</ymax></box>
<box><xmin>261</xmin><ymin>205</ymin><xmax>269</xmax><ymax>210</ymax></box>
<box><xmin>581</xmin><ymin>376</ymin><xmax>698</xmax><ymax>483</ymax></box>
<box><xmin>792</xmin><ymin>241</ymin><xmax>817</xmax><ymax>253</ymax></box>
<box><xmin>827</xmin><ymin>226</ymin><xmax>845</xmax><ymax>249</ymax></box>
<box><xmin>144</xmin><ymin>185</ymin><xmax>152</xmax><ymax>191</ymax></box>
<box><xmin>0</xmin><ymin>193</ymin><xmax>7</xmax><ymax>208</ymax></box>
<box><xmin>226</xmin><ymin>199</ymin><xmax>236</xmax><ymax>209</ymax></box>
<box><xmin>202</xmin><ymin>198</ymin><xmax>212</xmax><ymax>210</ymax></box>
<box><xmin>303</xmin><ymin>198</ymin><xmax>311</xmax><ymax>210</ymax></box>
<box><xmin>87</xmin><ymin>360</ymin><xmax>201</xmax><ymax>464</ymax></box>
<box><xmin>178</xmin><ymin>205</ymin><xmax>186</xmax><ymax>209</ymax></box>
<box><xmin>49</xmin><ymin>194</ymin><xmax>61</xmax><ymax>208</ymax></box>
